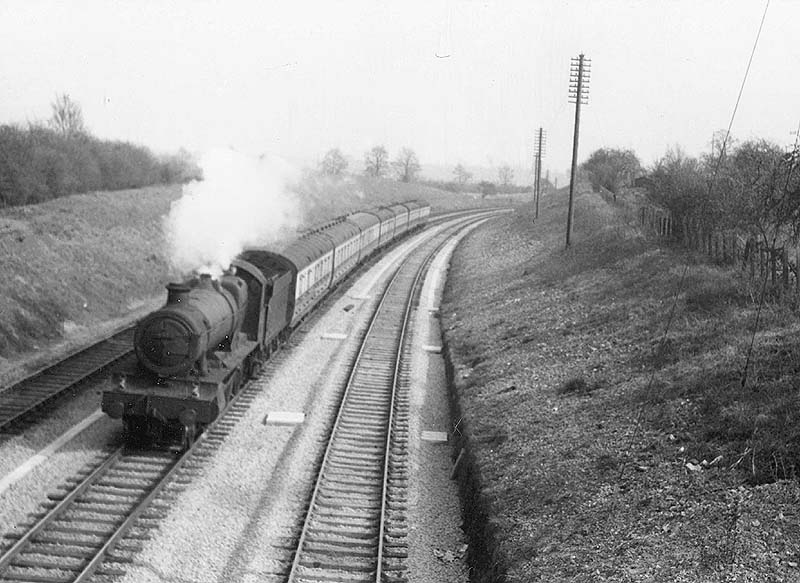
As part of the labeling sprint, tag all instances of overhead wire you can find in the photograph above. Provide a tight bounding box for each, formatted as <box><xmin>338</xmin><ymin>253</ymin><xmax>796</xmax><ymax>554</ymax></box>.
<box><xmin>618</xmin><ymin>0</ymin><xmax>771</xmax><ymax>480</ymax></box>
<box><xmin>708</xmin><ymin>0</ymin><xmax>771</xmax><ymax>187</ymax></box>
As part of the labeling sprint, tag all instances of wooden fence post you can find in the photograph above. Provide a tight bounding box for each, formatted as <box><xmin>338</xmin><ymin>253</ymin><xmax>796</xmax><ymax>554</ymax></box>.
<box><xmin>783</xmin><ymin>248</ymin><xmax>789</xmax><ymax>290</ymax></box>
<box><xmin>722</xmin><ymin>234</ymin><xmax>727</xmax><ymax>263</ymax></box>
<box><xmin>795</xmin><ymin>247</ymin><xmax>800</xmax><ymax>297</ymax></box>
<box><xmin>771</xmin><ymin>248</ymin><xmax>777</xmax><ymax>284</ymax></box>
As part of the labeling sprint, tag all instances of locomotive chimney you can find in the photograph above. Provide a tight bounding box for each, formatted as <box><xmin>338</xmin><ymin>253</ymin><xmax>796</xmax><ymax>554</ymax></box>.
<box><xmin>198</xmin><ymin>273</ymin><xmax>213</xmax><ymax>290</ymax></box>
<box><xmin>166</xmin><ymin>283</ymin><xmax>191</xmax><ymax>304</ymax></box>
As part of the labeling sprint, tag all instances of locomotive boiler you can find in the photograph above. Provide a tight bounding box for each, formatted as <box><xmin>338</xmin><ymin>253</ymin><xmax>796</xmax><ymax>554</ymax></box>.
<box><xmin>135</xmin><ymin>273</ymin><xmax>248</xmax><ymax>377</ymax></box>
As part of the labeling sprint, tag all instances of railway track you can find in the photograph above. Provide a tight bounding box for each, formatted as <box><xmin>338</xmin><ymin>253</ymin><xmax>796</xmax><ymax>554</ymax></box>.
<box><xmin>0</xmin><ymin>445</ymin><xmax>177</xmax><ymax>583</ymax></box>
<box><xmin>0</xmin><ymin>211</ymin><xmax>498</xmax><ymax>582</ymax></box>
<box><xmin>283</xmin><ymin>218</ymin><xmax>479</xmax><ymax>583</ymax></box>
<box><xmin>0</xmin><ymin>345</ymin><xmax>291</xmax><ymax>583</ymax></box>
<box><xmin>0</xmin><ymin>328</ymin><xmax>135</xmax><ymax>433</ymax></box>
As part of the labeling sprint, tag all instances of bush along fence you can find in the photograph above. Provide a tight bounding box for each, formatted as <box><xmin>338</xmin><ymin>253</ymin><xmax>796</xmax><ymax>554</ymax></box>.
<box><xmin>638</xmin><ymin>205</ymin><xmax>800</xmax><ymax>295</ymax></box>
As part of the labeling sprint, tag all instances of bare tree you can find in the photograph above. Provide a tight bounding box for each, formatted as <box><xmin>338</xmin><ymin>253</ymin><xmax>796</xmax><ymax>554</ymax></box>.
<box><xmin>724</xmin><ymin>139</ymin><xmax>800</xmax><ymax>245</ymax></box>
<box><xmin>709</xmin><ymin>129</ymin><xmax>737</xmax><ymax>161</ymax></box>
<box><xmin>392</xmin><ymin>147</ymin><xmax>421</xmax><ymax>183</ymax></box>
<box><xmin>498</xmin><ymin>165</ymin><xmax>514</xmax><ymax>187</ymax></box>
<box><xmin>453</xmin><ymin>164</ymin><xmax>472</xmax><ymax>186</ymax></box>
<box><xmin>49</xmin><ymin>93</ymin><xmax>85</xmax><ymax>136</ymax></box>
<box><xmin>320</xmin><ymin>148</ymin><xmax>349</xmax><ymax>176</ymax></box>
<box><xmin>364</xmin><ymin>145</ymin><xmax>389</xmax><ymax>177</ymax></box>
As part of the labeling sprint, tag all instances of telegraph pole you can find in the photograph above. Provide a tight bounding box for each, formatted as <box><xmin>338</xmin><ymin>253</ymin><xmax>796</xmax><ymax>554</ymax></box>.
<box><xmin>533</xmin><ymin>128</ymin><xmax>546</xmax><ymax>219</ymax></box>
<box><xmin>566</xmin><ymin>53</ymin><xmax>590</xmax><ymax>248</ymax></box>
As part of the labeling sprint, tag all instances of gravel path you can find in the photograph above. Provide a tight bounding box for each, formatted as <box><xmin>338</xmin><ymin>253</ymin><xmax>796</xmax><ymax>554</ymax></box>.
<box><xmin>405</xmin><ymin>221</ymin><xmax>494</xmax><ymax>583</ymax></box>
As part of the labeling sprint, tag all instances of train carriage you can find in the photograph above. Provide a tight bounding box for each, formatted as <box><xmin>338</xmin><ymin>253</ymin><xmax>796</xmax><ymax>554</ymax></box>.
<box><xmin>346</xmin><ymin>211</ymin><xmax>381</xmax><ymax>263</ymax></box>
<box><xmin>406</xmin><ymin>200</ymin><xmax>431</xmax><ymax>226</ymax></box>
<box><xmin>327</xmin><ymin>220</ymin><xmax>362</xmax><ymax>287</ymax></box>
<box><xmin>373</xmin><ymin>207</ymin><xmax>397</xmax><ymax>247</ymax></box>
<box><xmin>386</xmin><ymin>203</ymin><xmax>411</xmax><ymax>237</ymax></box>
<box><xmin>278</xmin><ymin>231</ymin><xmax>335</xmax><ymax>326</ymax></box>
<box><xmin>402</xmin><ymin>200</ymin><xmax>426</xmax><ymax>229</ymax></box>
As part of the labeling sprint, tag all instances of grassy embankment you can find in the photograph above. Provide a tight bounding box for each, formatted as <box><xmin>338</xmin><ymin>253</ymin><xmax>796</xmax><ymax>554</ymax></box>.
<box><xmin>0</xmin><ymin>176</ymin><xmax>500</xmax><ymax>383</ymax></box>
<box><xmin>442</xmin><ymin>188</ymin><xmax>800</xmax><ymax>581</ymax></box>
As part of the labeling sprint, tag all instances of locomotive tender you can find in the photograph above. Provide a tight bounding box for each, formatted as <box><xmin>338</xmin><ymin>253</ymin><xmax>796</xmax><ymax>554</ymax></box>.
<box><xmin>102</xmin><ymin>200</ymin><xmax>431</xmax><ymax>446</ymax></box>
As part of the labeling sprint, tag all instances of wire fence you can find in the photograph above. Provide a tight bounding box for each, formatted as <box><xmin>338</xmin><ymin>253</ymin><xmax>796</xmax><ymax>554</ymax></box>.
<box><xmin>635</xmin><ymin>202</ymin><xmax>800</xmax><ymax>296</ymax></box>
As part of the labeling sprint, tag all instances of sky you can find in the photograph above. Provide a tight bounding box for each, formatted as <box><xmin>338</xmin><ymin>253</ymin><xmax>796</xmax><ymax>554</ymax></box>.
<box><xmin>1</xmin><ymin>0</ymin><xmax>798</xmax><ymax>182</ymax></box>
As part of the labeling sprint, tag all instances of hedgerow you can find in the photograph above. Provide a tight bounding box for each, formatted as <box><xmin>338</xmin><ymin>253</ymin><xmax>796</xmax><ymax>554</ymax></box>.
<box><xmin>0</xmin><ymin>123</ymin><xmax>199</xmax><ymax>207</ymax></box>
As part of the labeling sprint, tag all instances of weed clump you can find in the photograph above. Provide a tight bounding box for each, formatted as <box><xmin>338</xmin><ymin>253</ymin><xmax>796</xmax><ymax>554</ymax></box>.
<box><xmin>558</xmin><ymin>375</ymin><xmax>598</xmax><ymax>396</ymax></box>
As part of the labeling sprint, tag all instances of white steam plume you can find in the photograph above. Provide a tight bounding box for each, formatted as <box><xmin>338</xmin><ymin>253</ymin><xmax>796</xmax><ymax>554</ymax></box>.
<box><xmin>165</xmin><ymin>148</ymin><xmax>300</xmax><ymax>276</ymax></box>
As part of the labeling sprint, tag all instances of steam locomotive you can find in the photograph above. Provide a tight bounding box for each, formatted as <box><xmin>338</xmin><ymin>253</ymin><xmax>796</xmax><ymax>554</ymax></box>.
<box><xmin>102</xmin><ymin>201</ymin><xmax>431</xmax><ymax>447</ymax></box>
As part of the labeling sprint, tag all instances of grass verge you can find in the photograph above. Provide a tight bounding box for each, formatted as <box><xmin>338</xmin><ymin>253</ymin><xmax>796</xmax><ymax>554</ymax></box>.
<box><xmin>442</xmin><ymin>187</ymin><xmax>800</xmax><ymax>581</ymax></box>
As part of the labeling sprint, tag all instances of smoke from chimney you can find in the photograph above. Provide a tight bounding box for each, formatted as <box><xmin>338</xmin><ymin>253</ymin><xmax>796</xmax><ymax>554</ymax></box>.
<box><xmin>164</xmin><ymin>148</ymin><xmax>300</xmax><ymax>276</ymax></box>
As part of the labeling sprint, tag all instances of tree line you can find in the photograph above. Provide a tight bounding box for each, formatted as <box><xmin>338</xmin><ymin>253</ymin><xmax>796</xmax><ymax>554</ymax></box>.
<box><xmin>581</xmin><ymin>137</ymin><xmax>800</xmax><ymax>253</ymax></box>
<box><xmin>650</xmin><ymin>139</ymin><xmax>800</xmax><ymax>252</ymax></box>
<box><xmin>320</xmin><ymin>145</ymin><xmax>532</xmax><ymax>196</ymax></box>
<box><xmin>0</xmin><ymin>94</ymin><xmax>199</xmax><ymax>207</ymax></box>
<box><xmin>320</xmin><ymin>145</ymin><xmax>422</xmax><ymax>183</ymax></box>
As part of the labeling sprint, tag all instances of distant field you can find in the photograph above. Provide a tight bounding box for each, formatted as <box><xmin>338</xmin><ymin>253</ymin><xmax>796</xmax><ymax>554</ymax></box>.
<box><xmin>0</xmin><ymin>175</ymin><xmax>509</xmax><ymax>382</ymax></box>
